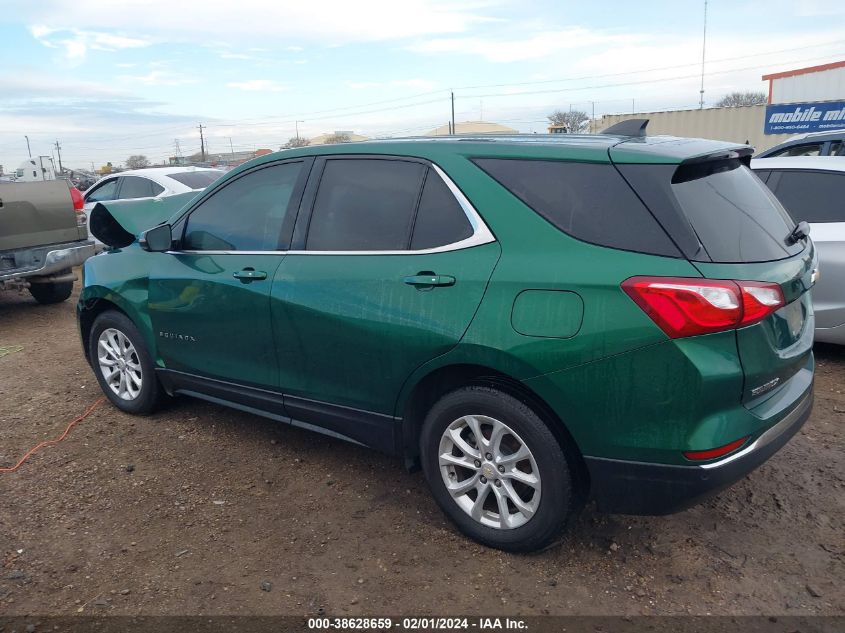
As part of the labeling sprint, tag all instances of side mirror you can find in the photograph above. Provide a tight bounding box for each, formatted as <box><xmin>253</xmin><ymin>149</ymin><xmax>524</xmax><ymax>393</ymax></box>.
<box><xmin>139</xmin><ymin>223</ymin><xmax>173</xmax><ymax>252</ymax></box>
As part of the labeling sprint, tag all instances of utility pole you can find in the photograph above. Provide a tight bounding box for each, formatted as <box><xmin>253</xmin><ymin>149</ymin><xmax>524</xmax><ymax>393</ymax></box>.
<box><xmin>198</xmin><ymin>124</ymin><xmax>206</xmax><ymax>161</ymax></box>
<box><xmin>699</xmin><ymin>0</ymin><xmax>708</xmax><ymax>109</ymax></box>
<box><xmin>295</xmin><ymin>120</ymin><xmax>304</xmax><ymax>140</ymax></box>
<box><xmin>229</xmin><ymin>137</ymin><xmax>235</xmax><ymax>160</ymax></box>
<box><xmin>25</xmin><ymin>135</ymin><xmax>31</xmax><ymax>158</ymax></box>
<box><xmin>590</xmin><ymin>101</ymin><xmax>595</xmax><ymax>134</ymax></box>
<box><xmin>451</xmin><ymin>91</ymin><xmax>456</xmax><ymax>135</ymax></box>
<box><xmin>54</xmin><ymin>140</ymin><xmax>63</xmax><ymax>173</ymax></box>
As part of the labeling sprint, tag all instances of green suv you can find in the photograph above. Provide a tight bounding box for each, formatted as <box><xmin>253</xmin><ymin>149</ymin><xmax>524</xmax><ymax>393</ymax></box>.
<box><xmin>78</xmin><ymin>132</ymin><xmax>816</xmax><ymax>552</ymax></box>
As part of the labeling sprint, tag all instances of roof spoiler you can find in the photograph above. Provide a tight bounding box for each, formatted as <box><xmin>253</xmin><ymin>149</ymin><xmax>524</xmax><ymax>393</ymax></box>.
<box><xmin>601</xmin><ymin>118</ymin><xmax>649</xmax><ymax>137</ymax></box>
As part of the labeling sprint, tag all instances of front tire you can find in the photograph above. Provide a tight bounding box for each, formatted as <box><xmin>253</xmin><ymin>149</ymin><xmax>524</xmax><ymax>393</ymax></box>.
<box><xmin>88</xmin><ymin>310</ymin><xmax>163</xmax><ymax>415</ymax></box>
<box><xmin>420</xmin><ymin>386</ymin><xmax>574</xmax><ymax>552</ymax></box>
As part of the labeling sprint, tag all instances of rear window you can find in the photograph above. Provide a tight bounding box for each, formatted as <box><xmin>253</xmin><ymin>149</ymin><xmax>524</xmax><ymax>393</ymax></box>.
<box><xmin>167</xmin><ymin>170</ymin><xmax>224</xmax><ymax>189</ymax></box>
<box><xmin>767</xmin><ymin>170</ymin><xmax>845</xmax><ymax>223</ymax></box>
<box><xmin>619</xmin><ymin>160</ymin><xmax>803</xmax><ymax>263</ymax></box>
<box><xmin>119</xmin><ymin>175</ymin><xmax>164</xmax><ymax>199</ymax></box>
<box><xmin>669</xmin><ymin>159</ymin><xmax>802</xmax><ymax>263</ymax></box>
<box><xmin>472</xmin><ymin>158</ymin><xmax>679</xmax><ymax>257</ymax></box>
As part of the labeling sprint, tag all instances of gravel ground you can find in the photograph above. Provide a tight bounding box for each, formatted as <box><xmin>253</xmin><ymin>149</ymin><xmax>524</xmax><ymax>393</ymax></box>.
<box><xmin>1</xmin><ymin>278</ymin><xmax>843</xmax><ymax>616</ymax></box>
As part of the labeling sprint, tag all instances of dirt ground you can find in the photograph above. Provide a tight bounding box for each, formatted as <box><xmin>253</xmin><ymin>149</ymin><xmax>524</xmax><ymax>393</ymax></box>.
<box><xmin>1</xmin><ymin>277</ymin><xmax>843</xmax><ymax>617</ymax></box>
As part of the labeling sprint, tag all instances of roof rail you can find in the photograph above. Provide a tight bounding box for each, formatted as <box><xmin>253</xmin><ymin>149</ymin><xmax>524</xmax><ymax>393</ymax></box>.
<box><xmin>601</xmin><ymin>118</ymin><xmax>649</xmax><ymax>137</ymax></box>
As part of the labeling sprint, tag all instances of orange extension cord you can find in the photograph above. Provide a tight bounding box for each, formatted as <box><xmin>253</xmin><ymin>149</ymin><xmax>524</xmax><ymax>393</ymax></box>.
<box><xmin>0</xmin><ymin>397</ymin><xmax>105</xmax><ymax>474</ymax></box>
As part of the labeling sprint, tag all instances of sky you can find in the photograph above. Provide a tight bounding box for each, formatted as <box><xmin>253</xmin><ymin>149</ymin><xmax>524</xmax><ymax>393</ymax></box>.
<box><xmin>0</xmin><ymin>0</ymin><xmax>844</xmax><ymax>171</ymax></box>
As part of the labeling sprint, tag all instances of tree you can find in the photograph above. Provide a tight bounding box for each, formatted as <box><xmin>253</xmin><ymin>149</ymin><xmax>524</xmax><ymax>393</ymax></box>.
<box><xmin>283</xmin><ymin>137</ymin><xmax>310</xmax><ymax>149</ymax></box>
<box><xmin>126</xmin><ymin>154</ymin><xmax>150</xmax><ymax>169</ymax></box>
<box><xmin>323</xmin><ymin>133</ymin><xmax>351</xmax><ymax>144</ymax></box>
<box><xmin>716</xmin><ymin>92</ymin><xmax>767</xmax><ymax>107</ymax></box>
<box><xmin>547</xmin><ymin>109</ymin><xmax>590</xmax><ymax>133</ymax></box>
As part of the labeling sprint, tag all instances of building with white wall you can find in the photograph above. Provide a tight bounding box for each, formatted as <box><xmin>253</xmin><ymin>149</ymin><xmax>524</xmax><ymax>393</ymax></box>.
<box><xmin>763</xmin><ymin>61</ymin><xmax>845</xmax><ymax>104</ymax></box>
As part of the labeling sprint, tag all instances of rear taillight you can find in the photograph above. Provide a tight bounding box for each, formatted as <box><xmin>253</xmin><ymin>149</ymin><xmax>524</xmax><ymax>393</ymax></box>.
<box><xmin>622</xmin><ymin>276</ymin><xmax>785</xmax><ymax>339</ymax></box>
<box><xmin>68</xmin><ymin>185</ymin><xmax>86</xmax><ymax>226</ymax></box>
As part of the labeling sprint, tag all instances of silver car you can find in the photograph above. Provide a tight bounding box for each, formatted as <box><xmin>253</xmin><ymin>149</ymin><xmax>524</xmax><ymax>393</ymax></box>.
<box><xmin>752</xmin><ymin>156</ymin><xmax>845</xmax><ymax>344</ymax></box>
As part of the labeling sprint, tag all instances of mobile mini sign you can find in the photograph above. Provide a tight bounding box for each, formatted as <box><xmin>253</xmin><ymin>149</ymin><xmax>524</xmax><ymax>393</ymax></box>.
<box><xmin>764</xmin><ymin>101</ymin><xmax>845</xmax><ymax>135</ymax></box>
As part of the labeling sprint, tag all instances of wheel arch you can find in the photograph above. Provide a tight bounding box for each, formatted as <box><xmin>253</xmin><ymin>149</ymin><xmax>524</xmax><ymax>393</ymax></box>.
<box><xmin>399</xmin><ymin>363</ymin><xmax>589</xmax><ymax>499</ymax></box>
<box><xmin>78</xmin><ymin>288</ymin><xmax>155</xmax><ymax>366</ymax></box>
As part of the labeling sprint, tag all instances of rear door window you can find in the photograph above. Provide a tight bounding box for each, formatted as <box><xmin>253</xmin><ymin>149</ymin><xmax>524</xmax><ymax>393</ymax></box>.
<box><xmin>118</xmin><ymin>176</ymin><xmax>164</xmax><ymax>199</ymax></box>
<box><xmin>767</xmin><ymin>170</ymin><xmax>845</xmax><ymax>223</ymax></box>
<box><xmin>306</xmin><ymin>159</ymin><xmax>426</xmax><ymax>251</ymax></box>
<box><xmin>472</xmin><ymin>158</ymin><xmax>680</xmax><ymax>257</ymax></box>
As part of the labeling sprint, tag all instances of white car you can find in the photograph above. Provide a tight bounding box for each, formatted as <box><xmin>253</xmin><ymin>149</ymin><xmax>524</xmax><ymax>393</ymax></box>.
<box><xmin>84</xmin><ymin>167</ymin><xmax>224</xmax><ymax>246</ymax></box>
<box><xmin>751</xmin><ymin>156</ymin><xmax>845</xmax><ymax>344</ymax></box>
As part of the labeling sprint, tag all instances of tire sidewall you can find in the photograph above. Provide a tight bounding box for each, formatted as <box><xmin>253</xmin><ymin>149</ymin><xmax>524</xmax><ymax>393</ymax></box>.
<box><xmin>420</xmin><ymin>386</ymin><xmax>573</xmax><ymax>552</ymax></box>
<box><xmin>88</xmin><ymin>311</ymin><xmax>160</xmax><ymax>415</ymax></box>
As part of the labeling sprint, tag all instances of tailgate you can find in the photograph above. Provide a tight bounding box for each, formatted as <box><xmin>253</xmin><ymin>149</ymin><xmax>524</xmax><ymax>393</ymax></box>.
<box><xmin>0</xmin><ymin>181</ymin><xmax>79</xmax><ymax>252</ymax></box>
<box><xmin>694</xmin><ymin>243</ymin><xmax>816</xmax><ymax>406</ymax></box>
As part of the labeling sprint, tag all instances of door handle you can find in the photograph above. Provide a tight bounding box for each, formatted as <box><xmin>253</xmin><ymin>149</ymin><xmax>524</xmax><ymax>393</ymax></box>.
<box><xmin>403</xmin><ymin>274</ymin><xmax>456</xmax><ymax>287</ymax></box>
<box><xmin>233</xmin><ymin>268</ymin><xmax>267</xmax><ymax>283</ymax></box>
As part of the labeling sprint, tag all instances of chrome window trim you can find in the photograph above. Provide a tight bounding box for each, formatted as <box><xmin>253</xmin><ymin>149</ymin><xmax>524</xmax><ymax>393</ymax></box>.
<box><xmin>169</xmin><ymin>162</ymin><xmax>495</xmax><ymax>256</ymax></box>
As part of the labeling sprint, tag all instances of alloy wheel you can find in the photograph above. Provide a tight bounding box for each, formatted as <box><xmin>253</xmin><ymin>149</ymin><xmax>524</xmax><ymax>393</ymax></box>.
<box><xmin>438</xmin><ymin>415</ymin><xmax>541</xmax><ymax>529</ymax></box>
<box><xmin>97</xmin><ymin>327</ymin><xmax>143</xmax><ymax>401</ymax></box>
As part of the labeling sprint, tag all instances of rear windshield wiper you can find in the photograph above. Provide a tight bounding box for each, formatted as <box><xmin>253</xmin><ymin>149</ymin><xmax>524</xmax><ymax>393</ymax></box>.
<box><xmin>786</xmin><ymin>220</ymin><xmax>810</xmax><ymax>246</ymax></box>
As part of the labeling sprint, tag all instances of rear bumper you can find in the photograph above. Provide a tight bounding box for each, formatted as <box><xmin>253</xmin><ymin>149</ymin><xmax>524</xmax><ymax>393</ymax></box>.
<box><xmin>585</xmin><ymin>389</ymin><xmax>813</xmax><ymax>515</ymax></box>
<box><xmin>0</xmin><ymin>241</ymin><xmax>95</xmax><ymax>282</ymax></box>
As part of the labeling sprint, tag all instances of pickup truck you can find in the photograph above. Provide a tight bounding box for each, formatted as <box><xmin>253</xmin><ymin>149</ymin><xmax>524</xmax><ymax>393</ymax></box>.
<box><xmin>0</xmin><ymin>180</ymin><xmax>96</xmax><ymax>304</ymax></box>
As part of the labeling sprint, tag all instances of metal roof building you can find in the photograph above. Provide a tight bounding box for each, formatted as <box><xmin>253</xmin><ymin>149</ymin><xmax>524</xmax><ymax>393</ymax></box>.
<box><xmin>762</xmin><ymin>60</ymin><xmax>845</xmax><ymax>104</ymax></box>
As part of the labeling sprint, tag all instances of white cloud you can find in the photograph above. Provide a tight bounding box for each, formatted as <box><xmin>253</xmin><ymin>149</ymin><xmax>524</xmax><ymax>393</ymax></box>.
<box><xmin>220</xmin><ymin>52</ymin><xmax>254</xmax><ymax>60</ymax></box>
<box><xmin>410</xmin><ymin>28</ymin><xmax>644</xmax><ymax>63</ymax></box>
<box><xmin>22</xmin><ymin>0</ymin><xmax>494</xmax><ymax>47</ymax></box>
<box><xmin>227</xmin><ymin>79</ymin><xmax>287</xmax><ymax>92</ymax></box>
<box><xmin>30</xmin><ymin>25</ymin><xmax>150</xmax><ymax>64</ymax></box>
<box><xmin>391</xmin><ymin>78</ymin><xmax>437</xmax><ymax>91</ymax></box>
<box><xmin>345</xmin><ymin>81</ymin><xmax>381</xmax><ymax>90</ymax></box>
<box><xmin>121</xmin><ymin>70</ymin><xmax>199</xmax><ymax>86</ymax></box>
<box><xmin>345</xmin><ymin>79</ymin><xmax>437</xmax><ymax>91</ymax></box>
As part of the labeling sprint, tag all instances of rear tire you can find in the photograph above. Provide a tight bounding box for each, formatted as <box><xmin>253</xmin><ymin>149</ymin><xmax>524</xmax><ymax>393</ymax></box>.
<box><xmin>29</xmin><ymin>269</ymin><xmax>73</xmax><ymax>304</ymax></box>
<box><xmin>88</xmin><ymin>310</ymin><xmax>163</xmax><ymax>415</ymax></box>
<box><xmin>420</xmin><ymin>386</ymin><xmax>574</xmax><ymax>552</ymax></box>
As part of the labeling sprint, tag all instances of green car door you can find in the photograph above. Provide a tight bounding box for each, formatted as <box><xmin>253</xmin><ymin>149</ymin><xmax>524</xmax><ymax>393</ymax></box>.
<box><xmin>270</xmin><ymin>157</ymin><xmax>500</xmax><ymax>445</ymax></box>
<box><xmin>148</xmin><ymin>160</ymin><xmax>308</xmax><ymax>388</ymax></box>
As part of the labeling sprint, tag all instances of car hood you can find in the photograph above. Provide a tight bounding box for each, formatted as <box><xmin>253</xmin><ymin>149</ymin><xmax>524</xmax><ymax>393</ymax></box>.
<box><xmin>89</xmin><ymin>191</ymin><xmax>198</xmax><ymax>248</ymax></box>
